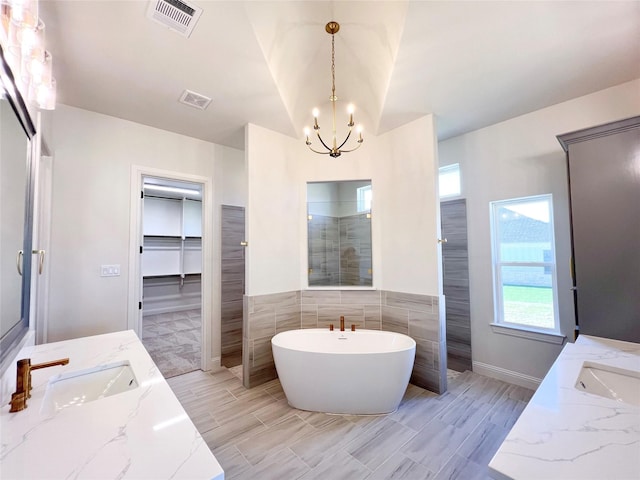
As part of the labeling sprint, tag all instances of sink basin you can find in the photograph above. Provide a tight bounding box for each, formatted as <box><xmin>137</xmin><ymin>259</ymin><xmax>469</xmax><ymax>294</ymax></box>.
<box><xmin>574</xmin><ymin>361</ymin><xmax>640</xmax><ymax>406</ymax></box>
<box><xmin>41</xmin><ymin>361</ymin><xmax>138</xmax><ymax>414</ymax></box>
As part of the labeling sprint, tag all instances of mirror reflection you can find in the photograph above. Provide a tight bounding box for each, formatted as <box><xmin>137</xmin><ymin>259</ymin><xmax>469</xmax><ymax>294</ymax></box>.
<box><xmin>307</xmin><ymin>180</ymin><xmax>372</xmax><ymax>287</ymax></box>
<box><xmin>0</xmin><ymin>88</ymin><xmax>29</xmax><ymax>343</ymax></box>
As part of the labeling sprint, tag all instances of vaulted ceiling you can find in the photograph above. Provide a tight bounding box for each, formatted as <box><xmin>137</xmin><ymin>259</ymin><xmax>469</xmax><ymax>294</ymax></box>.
<box><xmin>40</xmin><ymin>1</ymin><xmax>640</xmax><ymax>150</ymax></box>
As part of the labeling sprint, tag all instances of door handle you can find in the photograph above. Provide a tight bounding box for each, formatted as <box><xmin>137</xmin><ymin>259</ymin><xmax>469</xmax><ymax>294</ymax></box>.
<box><xmin>16</xmin><ymin>250</ymin><xmax>23</xmax><ymax>276</ymax></box>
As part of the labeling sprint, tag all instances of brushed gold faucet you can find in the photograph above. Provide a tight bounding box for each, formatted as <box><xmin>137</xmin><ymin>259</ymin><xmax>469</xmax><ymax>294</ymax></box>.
<box><xmin>340</xmin><ymin>315</ymin><xmax>345</xmax><ymax>332</ymax></box>
<box><xmin>9</xmin><ymin>357</ymin><xmax>69</xmax><ymax>412</ymax></box>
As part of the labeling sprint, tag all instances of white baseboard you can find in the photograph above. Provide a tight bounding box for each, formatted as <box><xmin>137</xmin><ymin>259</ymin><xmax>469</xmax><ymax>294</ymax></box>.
<box><xmin>207</xmin><ymin>356</ymin><xmax>221</xmax><ymax>371</ymax></box>
<box><xmin>473</xmin><ymin>361</ymin><xmax>542</xmax><ymax>391</ymax></box>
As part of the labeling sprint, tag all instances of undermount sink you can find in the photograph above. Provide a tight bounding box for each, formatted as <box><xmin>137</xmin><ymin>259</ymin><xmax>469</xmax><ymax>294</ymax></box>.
<box><xmin>574</xmin><ymin>361</ymin><xmax>640</xmax><ymax>407</ymax></box>
<box><xmin>41</xmin><ymin>361</ymin><xmax>138</xmax><ymax>415</ymax></box>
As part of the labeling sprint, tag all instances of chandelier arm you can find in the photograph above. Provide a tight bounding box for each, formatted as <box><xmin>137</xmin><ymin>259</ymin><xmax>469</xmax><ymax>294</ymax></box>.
<box><xmin>337</xmin><ymin>141</ymin><xmax>364</xmax><ymax>154</ymax></box>
<box><xmin>306</xmin><ymin>145</ymin><xmax>331</xmax><ymax>155</ymax></box>
<box><xmin>315</xmin><ymin>131</ymin><xmax>333</xmax><ymax>152</ymax></box>
<box><xmin>336</xmin><ymin>129</ymin><xmax>354</xmax><ymax>151</ymax></box>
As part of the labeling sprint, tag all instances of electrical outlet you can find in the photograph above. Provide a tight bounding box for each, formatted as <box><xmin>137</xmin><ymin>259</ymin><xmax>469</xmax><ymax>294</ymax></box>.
<box><xmin>100</xmin><ymin>264</ymin><xmax>120</xmax><ymax>277</ymax></box>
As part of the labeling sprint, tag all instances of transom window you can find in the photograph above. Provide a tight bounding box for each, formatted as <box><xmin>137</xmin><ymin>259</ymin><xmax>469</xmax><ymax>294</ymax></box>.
<box><xmin>490</xmin><ymin>194</ymin><xmax>559</xmax><ymax>331</ymax></box>
<box><xmin>357</xmin><ymin>184</ymin><xmax>372</xmax><ymax>212</ymax></box>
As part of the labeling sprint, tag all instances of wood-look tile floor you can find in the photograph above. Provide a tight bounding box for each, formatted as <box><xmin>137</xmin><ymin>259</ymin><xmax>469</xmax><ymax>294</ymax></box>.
<box><xmin>141</xmin><ymin>309</ymin><xmax>201</xmax><ymax>378</ymax></box>
<box><xmin>167</xmin><ymin>368</ymin><xmax>534</xmax><ymax>480</ymax></box>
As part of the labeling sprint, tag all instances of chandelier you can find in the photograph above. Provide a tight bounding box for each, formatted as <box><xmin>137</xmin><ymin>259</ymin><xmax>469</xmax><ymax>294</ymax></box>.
<box><xmin>304</xmin><ymin>21</ymin><xmax>363</xmax><ymax>158</ymax></box>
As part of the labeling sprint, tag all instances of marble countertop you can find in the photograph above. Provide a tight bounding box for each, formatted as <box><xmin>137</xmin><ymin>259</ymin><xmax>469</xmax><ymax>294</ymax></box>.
<box><xmin>489</xmin><ymin>335</ymin><xmax>640</xmax><ymax>480</ymax></box>
<box><xmin>0</xmin><ymin>330</ymin><xmax>224</xmax><ymax>479</ymax></box>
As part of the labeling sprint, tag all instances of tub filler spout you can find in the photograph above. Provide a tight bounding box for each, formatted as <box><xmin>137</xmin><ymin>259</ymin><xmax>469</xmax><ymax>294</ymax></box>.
<box><xmin>340</xmin><ymin>316</ymin><xmax>345</xmax><ymax>331</ymax></box>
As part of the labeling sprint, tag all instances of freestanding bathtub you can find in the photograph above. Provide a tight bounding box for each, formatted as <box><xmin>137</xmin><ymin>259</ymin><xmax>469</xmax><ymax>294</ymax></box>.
<box><xmin>271</xmin><ymin>328</ymin><xmax>416</xmax><ymax>414</ymax></box>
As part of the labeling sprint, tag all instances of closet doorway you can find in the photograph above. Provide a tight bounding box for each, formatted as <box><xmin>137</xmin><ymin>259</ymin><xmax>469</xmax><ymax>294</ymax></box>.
<box><xmin>139</xmin><ymin>175</ymin><xmax>203</xmax><ymax>378</ymax></box>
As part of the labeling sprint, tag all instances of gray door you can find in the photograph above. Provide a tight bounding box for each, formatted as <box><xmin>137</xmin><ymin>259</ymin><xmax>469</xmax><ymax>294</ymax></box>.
<box><xmin>221</xmin><ymin>205</ymin><xmax>245</xmax><ymax>367</ymax></box>
<box><xmin>440</xmin><ymin>199</ymin><xmax>472</xmax><ymax>372</ymax></box>
<box><xmin>568</xmin><ymin>124</ymin><xmax>640</xmax><ymax>342</ymax></box>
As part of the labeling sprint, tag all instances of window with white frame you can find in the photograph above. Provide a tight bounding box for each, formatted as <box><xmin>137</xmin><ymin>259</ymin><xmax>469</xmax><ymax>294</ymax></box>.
<box><xmin>439</xmin><ymin>163</ymin><xmax>461</xmax><ymax>198</ymax></box>
<box><xmin>490</xmin><ymin>194</ymin><xmax>559</xmax><ymax>331</ymax></box>
<box><xmin>357</xmin><ymin>184</ymin><xmax>372</xmax><ymax>212</ymax></box>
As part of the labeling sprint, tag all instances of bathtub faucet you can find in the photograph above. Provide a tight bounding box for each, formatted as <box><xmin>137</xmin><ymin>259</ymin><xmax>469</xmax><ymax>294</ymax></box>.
<box><xmin>340</xmin><ymin>316</ymin><xmax>345</xmax><ymax>332</ymax></box>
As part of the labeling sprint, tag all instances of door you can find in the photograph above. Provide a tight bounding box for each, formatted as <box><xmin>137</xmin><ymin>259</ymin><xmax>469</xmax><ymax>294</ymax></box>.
<box><xmin>441</xmin><ymin>199</ymin><xmax>472</xmax><ymax>372</ymax></box>
<box><xmin>221</xmin><ymin>205</ymin><xmax>245</xmax><ymax>368</ymax></box>
<box><xmin>32</xmin><ymin>153</ymin><xmax>53</xmax><ymax>344</ymax></box>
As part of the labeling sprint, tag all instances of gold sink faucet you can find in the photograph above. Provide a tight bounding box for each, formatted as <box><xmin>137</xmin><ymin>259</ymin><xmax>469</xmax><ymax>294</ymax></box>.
<box><xmin>9</xmin><ymin>357</ymin><xmax>69</xmax><ymax>412</ymax></box>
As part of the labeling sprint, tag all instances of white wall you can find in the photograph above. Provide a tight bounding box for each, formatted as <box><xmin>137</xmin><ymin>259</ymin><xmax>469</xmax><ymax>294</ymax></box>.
<box><xmin>438</xmin><ymin>79</ymin><xmax>640</xmax><ymax>385</ymax></box>
<box><xmin>46</xmin><ymin>105</ymin><xmax>243</xmax><ymax>367</ymax></box>
<box><xmin>218</xmin><ymin>144</ymin><xmax>246</xmax><ymax>207</ymax></box>
<box><xmin>295</xmin><ymin>114</ymin><xmax>440</xmax><ymax>296</ymax></box>
<box><xmin>378</xmin><ymin>116</ymin><xmax>441</xmax><ymax>295</ymax></box>
<box><xmin>245</xmin><ymin>123</ymin><xmax>301</xmax><ymax>295</ymax></box>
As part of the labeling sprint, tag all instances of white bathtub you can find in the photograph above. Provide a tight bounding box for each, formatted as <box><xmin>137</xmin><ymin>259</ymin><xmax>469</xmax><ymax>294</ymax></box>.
<box><xmin>271</xmin><ymin>328</ymin><xmax>416</xmax><ymax>414</ymax></box>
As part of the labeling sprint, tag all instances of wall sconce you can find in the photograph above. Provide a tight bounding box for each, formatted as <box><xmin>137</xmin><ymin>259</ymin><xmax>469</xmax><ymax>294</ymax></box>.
<box><xmin>0</xmin><ymin>0</ymin><xmax>56</xmax><ymax>110</ymax></box>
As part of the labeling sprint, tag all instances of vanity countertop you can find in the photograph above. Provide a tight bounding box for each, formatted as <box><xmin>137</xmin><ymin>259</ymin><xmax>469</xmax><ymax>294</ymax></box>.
<box><xmin>0</xmin><ymin>330</ymin><xmax>224</xmax><ymax>479</ymax></box>
<box><xmin>489</xmin><ymin>334</ymin><xmax>640</xmax><ymax>480</ymax></box>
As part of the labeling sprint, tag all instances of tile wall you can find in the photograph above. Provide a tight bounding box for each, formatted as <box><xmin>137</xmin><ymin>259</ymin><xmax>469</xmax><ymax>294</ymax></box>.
<box><xmin>242</xmin><ymin>289</ymin><xmax>446</xmax><ymax>394</ymax></box>
<box><xmin>307</xmin><ymin>213</ymin><xmax>372</xmax><ymax>287</ymax></box>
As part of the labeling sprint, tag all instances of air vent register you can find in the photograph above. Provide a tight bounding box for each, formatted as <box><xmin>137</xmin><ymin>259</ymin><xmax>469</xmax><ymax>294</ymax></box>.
<box><xmin>146</xmin><ymin>0</ymin><xmax>203</xmax><ymax>38</ymax></box>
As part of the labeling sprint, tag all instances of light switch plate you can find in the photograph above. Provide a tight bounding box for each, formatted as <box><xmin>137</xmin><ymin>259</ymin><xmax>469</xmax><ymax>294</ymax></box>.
<box><xmin>101</xmin><ymin>264</ymin><xmax>120</xmax><ymax>277</ymax></box>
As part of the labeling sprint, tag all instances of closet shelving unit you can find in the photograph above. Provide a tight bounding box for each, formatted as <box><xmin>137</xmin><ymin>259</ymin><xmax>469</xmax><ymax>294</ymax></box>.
<box><xmin>142</xmin><ymin>195</ymin><xmax>202</xmax><ymax>314</ymax></box>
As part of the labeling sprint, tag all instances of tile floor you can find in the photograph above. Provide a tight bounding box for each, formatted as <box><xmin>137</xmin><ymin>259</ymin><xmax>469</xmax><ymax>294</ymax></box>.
<box><xmin>168</xmin><ymin>367</ymin><xmax>534</xmax><ymax>479</ymax></box>
<box><xmin>141</xmin><ymin>308</ymin><xmax>201</xmax><ymax>378</ymax></box>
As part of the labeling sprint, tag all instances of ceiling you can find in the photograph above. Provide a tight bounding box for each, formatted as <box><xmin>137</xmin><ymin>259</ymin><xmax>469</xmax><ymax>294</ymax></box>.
<box><xmin>39</xmin><ymin>1</ymin><xmax>640</xmax><ymax>150</ymax></box>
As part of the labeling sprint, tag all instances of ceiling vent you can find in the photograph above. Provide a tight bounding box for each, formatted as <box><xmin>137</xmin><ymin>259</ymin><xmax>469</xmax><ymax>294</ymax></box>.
<box><xmin>146</xmin><ymin>0</ymin><xmax>203</xmax><ymax>38</ymax></box>
<box><xmin>179</xmin><ymin>89</ymin><xmax>212</xmax><ymax>110</ymax></box>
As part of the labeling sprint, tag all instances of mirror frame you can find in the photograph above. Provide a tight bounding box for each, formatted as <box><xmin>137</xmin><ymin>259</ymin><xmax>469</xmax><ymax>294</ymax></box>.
<box><xmin>0</xmin><ymin>45</ymin><xmax>37</xmax><ymax>366</ymax></box>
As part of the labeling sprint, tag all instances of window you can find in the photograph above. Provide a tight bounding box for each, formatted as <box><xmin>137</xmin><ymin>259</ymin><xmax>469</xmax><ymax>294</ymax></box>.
<box><xmin>490</xmin><ymin>195</ymin><xmax>559</xmax><ymax>331</ymax></box>
<box><xmin>439</xmin><ymin>163</ymin><xmax>461</xmax><ymax>198</ymax></box>
<box><xmin>356</xmin><ymin>184</ymin><xmax>372</xmax><ymax>212</ymax></box>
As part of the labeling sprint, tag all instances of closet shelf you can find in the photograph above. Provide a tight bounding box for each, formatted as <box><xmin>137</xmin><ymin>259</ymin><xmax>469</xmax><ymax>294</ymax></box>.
<box><xmin>143</xmin><ymin>272</ymin><xmax>202</xmax><ymax>279</ymax></box>
<box><xmin>143</xmin><ymin>234</ymin><xmax>183</xmax><ymax>239</ymax></box>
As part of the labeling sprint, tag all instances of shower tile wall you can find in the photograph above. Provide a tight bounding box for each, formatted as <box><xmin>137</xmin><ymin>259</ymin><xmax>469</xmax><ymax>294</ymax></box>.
<box><xmin>308</xmin><ymin>215</ymin><xmax>339</xmax><ymax>285</ymax></box>
<box><xmin>308</xmin><ymin>213</ymin><xmax>372</xmax><ymax>286</ymax></box>
<box><xmin>243</xmin><ymin>289</ymin><xmax>446</xmax><ymax>394</ymax></box>
<box><xmin>339</xmin><ymin>214</ymin><xmax>372</xmax><ymax>286</ymax></box>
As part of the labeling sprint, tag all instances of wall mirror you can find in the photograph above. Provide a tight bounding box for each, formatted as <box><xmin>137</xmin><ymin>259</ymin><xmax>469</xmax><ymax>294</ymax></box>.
<box><xmin>307</xmin><ymin>180</ymin><xmax>373</xmax><ymax>287</ymax></box>
<box><xmin>1</xmin><ymin>46</ymin><xmax>36</xmax><ymax>366</ymax></box>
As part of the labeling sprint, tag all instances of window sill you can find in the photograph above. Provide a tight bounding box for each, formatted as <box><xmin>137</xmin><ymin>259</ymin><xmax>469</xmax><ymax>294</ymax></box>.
<box><xmin>490</xmin><ymin>323</ymin><xmax>566</xmax><ymax>345</ymax></box>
